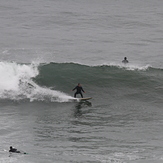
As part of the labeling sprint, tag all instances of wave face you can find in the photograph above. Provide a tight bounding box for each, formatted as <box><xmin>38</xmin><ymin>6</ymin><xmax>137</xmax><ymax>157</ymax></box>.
<box><xmin>0</xmin><ymin>61</ymin><xmax>163</xmax><ymax>103</ymax></box>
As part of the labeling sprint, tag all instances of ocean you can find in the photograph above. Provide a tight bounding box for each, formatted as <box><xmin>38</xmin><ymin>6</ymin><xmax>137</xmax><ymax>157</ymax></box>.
<box><xmin>0</xmin><ymin>0</ymin><xmax>163</xmax><ymax>162</ymax></box>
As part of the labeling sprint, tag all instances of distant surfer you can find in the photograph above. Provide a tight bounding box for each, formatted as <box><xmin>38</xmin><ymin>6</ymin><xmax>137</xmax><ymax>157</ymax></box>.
<box><xmin>9</xmin><ymin>146</ymin><xmax>26</xmax><ymax>154</ymax></box>
<box><xmin>72</xmin><ymin>83</ymin><xmax>85</xmax><ymax>98</ymax></box>
<box><xmin>122</xmin><ymin>57</ymin><xmax>129</xmax><ymax>63</ymax></box>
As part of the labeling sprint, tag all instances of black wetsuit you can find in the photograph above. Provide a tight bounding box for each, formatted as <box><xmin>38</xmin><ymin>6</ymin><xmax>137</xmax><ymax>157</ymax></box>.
<box><xmin>9</xmin><ymin>147</ymin><xmax>20</xmax><ymax>153</ymax></box>
<box><xmin>73</xmin><ymin>86</ymin><xmax>85</xmax><ymax>98</ymax></box>
<box><xmin>9</xmin><ymin>146</ymin><xmax>27</xmax><ymax>154</ymax></box>
<box><xmin>122</xmin><ymin>59</ymin><xmax>129</xmax><ymax>63</ymax></box>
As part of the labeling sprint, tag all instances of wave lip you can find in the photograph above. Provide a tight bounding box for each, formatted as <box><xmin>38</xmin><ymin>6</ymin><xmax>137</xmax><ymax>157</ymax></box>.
<box><xmin>95</xmin><ymin>62</ymin><xmax>151</xmax><ymax>71</ymax></box>
<box><xmin>0</xmin><ymin>61</ymin><xmax>38</xmax><ymax>91</ymax></box>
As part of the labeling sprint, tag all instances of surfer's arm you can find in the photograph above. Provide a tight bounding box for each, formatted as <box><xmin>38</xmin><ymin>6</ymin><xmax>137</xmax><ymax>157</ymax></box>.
<box><xmin>81</xmin><ymin>87</ymin><xmax>85</xmax><ymax>93</ymax></box>
<box><xmin>72</xmin><ymin>86</ymin><xmax>77</xmax><ymax>91</ymax></box>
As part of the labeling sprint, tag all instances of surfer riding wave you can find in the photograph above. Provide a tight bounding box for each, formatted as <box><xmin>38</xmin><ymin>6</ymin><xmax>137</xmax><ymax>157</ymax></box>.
<box><xmin>72</xmin><ymin>83</ymin><xmax>85</xmax><ymax>98</ymax></box>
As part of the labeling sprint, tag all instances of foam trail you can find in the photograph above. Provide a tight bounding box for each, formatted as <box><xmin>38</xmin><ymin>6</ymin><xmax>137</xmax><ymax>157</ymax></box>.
<box><xmin>27</xmin><ymin>86</ymin><xmax>75</xmax><ymax>102</ymax></box>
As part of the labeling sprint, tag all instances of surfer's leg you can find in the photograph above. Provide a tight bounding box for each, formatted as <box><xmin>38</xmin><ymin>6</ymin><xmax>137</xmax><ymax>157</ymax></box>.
<box><xmin>80</xmin><ymin>93</ymin><xmax>83</xmax><ymax>98</ymax></box>
<box><xmin>74</xmin><ymin>92</ymin><xmax>77</xmax><ymax>98</ymax></box>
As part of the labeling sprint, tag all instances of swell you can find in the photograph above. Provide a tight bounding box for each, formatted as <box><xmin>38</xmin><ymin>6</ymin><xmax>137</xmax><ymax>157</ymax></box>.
<box><xmin>0</xmin><ymin>61</ymin><xmax>162</xmax><ymax>102</ymax></box>
<box><xmin>34</xmin><ymin>62</ymin><xmax>163</xmax><ymax>104</ymax></box>
<box><xmin>35</xmin><ymin>62</ymin><xmax>163</xmax><ymax>90</ymax></box>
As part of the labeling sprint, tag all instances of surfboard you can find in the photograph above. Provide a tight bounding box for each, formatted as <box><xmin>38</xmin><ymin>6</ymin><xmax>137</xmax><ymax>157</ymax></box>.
<box><xmin>78</xmin><ymin>97</ymin><xmax>92</xmax><ymax>101</ymax></box>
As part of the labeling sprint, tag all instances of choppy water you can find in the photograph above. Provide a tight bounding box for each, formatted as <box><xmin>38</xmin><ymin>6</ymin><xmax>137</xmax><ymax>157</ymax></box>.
<box><xmin>0</xmin><ymin>0</ymin><xmax>163</xmax><ymax>162</ymax></box>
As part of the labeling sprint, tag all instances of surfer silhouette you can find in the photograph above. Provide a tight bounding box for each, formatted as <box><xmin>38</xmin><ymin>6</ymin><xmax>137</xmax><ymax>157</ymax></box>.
<box><xmin>9</xmin><ymin>146</ymin><xmax>20</xmax><ymax>153</ymax></box>
<box><xmin>122</xmin><ymin>57</ymin><xmax>129</xmax><ymax>63</ymax></box>
<box><xmin>72</xmin><ymin>83</ymin><xmax>85</xmax><ymax>98</ymax></box>
<box><xmin>9</xmin><ymin>146</ymin><xmax>27</xmax><ymax>154</ymax></box>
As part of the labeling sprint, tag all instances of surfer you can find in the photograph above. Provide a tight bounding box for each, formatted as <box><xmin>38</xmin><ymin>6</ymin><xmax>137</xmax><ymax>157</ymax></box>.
<box><xmin>72</xmin><ymin>83</ymin><xmax>85</xmax><ymax>98</ymax></box>
<box><xmin>122</xmin><ymin>57</ymin><xmax>129</xmax><ymax>63</ymax></box>
<box><xmin>9</xmin><ymin>146</ymin><xmax>26</xmax><ymax>154</ymax></box>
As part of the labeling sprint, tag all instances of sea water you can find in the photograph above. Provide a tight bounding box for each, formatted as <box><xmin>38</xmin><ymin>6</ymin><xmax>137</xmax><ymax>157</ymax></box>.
<box><xmin>0</xmin><ymin>0</ymin><xmax>163</xmax><ymax>162</ymax></box>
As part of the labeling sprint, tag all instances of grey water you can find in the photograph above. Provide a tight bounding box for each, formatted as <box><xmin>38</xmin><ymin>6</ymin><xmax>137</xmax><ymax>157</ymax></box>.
<box><xmin>0</xmin><ymin>0</ymin><xmax>163</xmax><ymax>162</ymax></box>
<box><xmin>0</xmin><ymin>0</ymin><xmax>163</xmax><ymax>67</ymax></box>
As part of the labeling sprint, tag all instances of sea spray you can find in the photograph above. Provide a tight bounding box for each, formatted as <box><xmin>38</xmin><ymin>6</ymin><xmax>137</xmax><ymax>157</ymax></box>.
<box><xmin>0</xmin><ymin>61</ymin><xmax>74</xmax><ymax>102</ymax></box>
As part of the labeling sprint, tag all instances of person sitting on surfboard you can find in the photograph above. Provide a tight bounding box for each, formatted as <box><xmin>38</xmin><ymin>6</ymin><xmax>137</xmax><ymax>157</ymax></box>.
<box><xmin>72</xmin><ymin>83</ymin><xmax>85</xmax><ymax>98</ymax></box>
<box><xmin>122</xmin><ymin>57</ymin><xmax>129</xmax><ymax>63</ymax></box>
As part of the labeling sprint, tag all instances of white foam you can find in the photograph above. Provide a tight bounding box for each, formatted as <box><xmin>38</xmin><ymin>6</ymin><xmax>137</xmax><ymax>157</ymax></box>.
<box><xmin>0</xmin><ymin>61</ymin><xmax>74</xmax><ymax>102</ymax></box>
<box><xmin>0</xmin><ymin>62</ymin><xmax>37</xmax><ymax>91</ymax></box>
<box><xmin>96</xmin><ymin>62</ymin><xmax>151</xmax><ymax>71</ymax></box>
<box><xmin>117</xmin><ymin>63</ymin><xmax>151</xmax><ymax>71</ymax></box>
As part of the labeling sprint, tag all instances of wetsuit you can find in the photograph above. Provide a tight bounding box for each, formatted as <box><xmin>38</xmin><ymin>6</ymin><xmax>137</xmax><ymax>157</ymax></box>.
<box><xmin>72</xmin><ymin>86</ymin><xmax>85</xmax><ymax>98</ymax></box>
<box><xmin>122</xmin><ymin>60</ymin><xmax>129</xmax><ymax>63</ymax></box>
<box><xmin>9</xmin><ymin>147</ymin><xmax>20</xmax><ymax>153</ymax></box>
<box><xmin>9</xmin><ymin>146</ymin><xmax>27</xmax><ymax>154</ymax></box>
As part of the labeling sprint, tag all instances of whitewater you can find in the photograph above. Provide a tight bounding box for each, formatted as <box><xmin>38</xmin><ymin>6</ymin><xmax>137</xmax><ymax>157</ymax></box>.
<box><xmin>0</xmin><ymin>61</ymin><xmax>74</xmax><ymax>102</ymax></box>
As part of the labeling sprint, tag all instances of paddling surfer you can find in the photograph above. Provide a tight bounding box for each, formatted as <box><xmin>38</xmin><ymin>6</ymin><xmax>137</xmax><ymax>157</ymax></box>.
<box><xmin>122</xmin><ymin>57</ymin><xmax>129</xmax><ymax>63</ymax></box>
<box><xmin>9</xmin><ymin>146</ymin><xmax>27</xmax><ymax>154</ymax></box>
<box><xmin>9</xmin><ymin>146</ymin><xmax>20</xmax><ymax>153</ymax></box>
<box><xmin>72</xmin><ymin>83</ymin><xmax>85</xmax><ymax>98</ymax></box>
